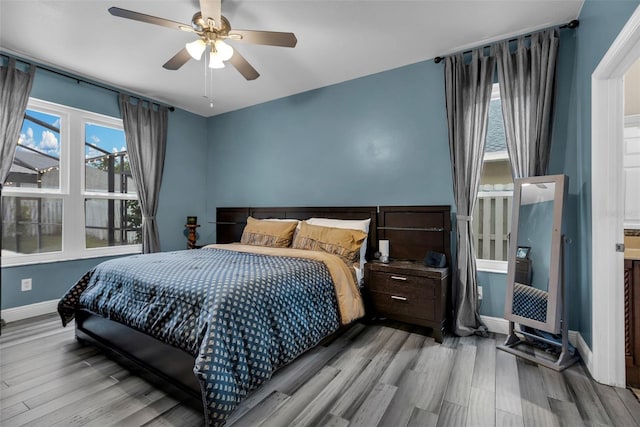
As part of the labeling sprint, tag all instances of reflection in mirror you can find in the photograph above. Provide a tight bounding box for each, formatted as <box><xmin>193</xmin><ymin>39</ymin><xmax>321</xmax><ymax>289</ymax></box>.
<box><xmin>518</xmin><ymin>182</ymin><xmax>556</xmax><ymax>291</ymax></box>
<box><xmin>511</xmin><ymin>181</ymin><xmax>556</xmax><ymax>323</ymax></box>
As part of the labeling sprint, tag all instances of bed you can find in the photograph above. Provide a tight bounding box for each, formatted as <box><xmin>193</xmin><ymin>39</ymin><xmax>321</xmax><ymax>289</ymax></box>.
<box><xmin>58</xmin><ymin>206</ymin><xmax>378</xmax><ymax>426</ymax></box>
<box><xmin>58</xmin><ymin>205</ymin><xmax>452</xmax><ymax>426</ymax></box>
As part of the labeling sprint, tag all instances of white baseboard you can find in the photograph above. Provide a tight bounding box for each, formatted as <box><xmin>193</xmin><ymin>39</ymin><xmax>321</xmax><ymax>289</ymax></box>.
<box><xmin>481</xmin><ymin>315</ymin><xmax>510</xmax><ymax>336</ymax></box>
<box><xmin>1</xmin><ymin>299</ymin><xmax>59</xmax><ymax>324</ymax></box>
<box><xmin>570</xmin><ymin>329</ymin><xmax>594</xmax><ymax>374</ymax></box>
<box><xmin>480</xmin><ymin>315</ymin><xmax>593</xmax><ymax>370</ymax></box>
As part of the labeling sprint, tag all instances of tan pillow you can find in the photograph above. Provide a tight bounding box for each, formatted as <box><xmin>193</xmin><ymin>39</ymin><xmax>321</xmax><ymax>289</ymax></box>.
<box><xmin>292</xmin><ymin>221</ymin><xmax>368</xmax><ymax>268</ymax></box>
<box><xmin>240</xmin><ymin>217</ymin><xmax>298</xmax><ymax>248</ymax></box>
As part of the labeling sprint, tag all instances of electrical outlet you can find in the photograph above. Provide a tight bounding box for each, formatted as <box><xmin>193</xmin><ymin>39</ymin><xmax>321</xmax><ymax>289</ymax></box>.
<box><xmin>478</xmin><ymin>285</ymin><xmax>483</xmax><ymax>300</ymax></box>
<box><xmin>21</xmin><ymin>278</ymin><xmax>32</xmax><ymax>292</ymax></box>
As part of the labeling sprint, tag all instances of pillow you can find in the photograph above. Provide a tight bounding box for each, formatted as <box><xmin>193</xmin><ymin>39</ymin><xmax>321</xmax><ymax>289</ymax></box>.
<box><xmin>305</xmin><ymin>217</ymin><xmax>371</xmax><ymax>270</ymax></box>
<box><xmin>292</xmin><ymin>221</ymin><xmax>368</xmax><ymax>268</ymax></box>
<box><xmin>264</xmin><ymin>218</ymin><xmax>301</xmax><ymax>240</ymax></box>
<box><xmin>240</xmin><ymin>217</ymin><xmax>298</xmax><ymax>248</ymax></box>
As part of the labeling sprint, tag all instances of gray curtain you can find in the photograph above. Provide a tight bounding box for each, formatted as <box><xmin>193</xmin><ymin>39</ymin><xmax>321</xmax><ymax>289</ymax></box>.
<box><xmin>119</xmin><ymin>94</ymin><xmax>168</xmax><ymax>253</ymax></box>
<box><xmin>496</xmin><ymin>29</ymin><xmax>559</xmax><ymax>178</ymax></box>
<box><xmin>1</xmin><ymin>58</ymin><xmax>36</xmax><ymax>185</ymax></box>
<box><xmin>445</xmin><ymin>50</ymin><xmax>495</xmax><ymax>336</ymax></box>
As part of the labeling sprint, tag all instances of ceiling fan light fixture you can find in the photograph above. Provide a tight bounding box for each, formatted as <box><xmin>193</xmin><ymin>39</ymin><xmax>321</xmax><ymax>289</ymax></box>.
<box><xmin>209</xmin><ymin>52</ymin><xmax>225</xmax><ymax>69</ymax></box>
<box><xmin>186</xmin><ymin>39</ymin><xmax>207</xmax><ymax>60</ymax></box>
<box><xmin>214</xmin><ymin>39</ymin><xmax>234</xmax><ymax>61</ymax></box>
<box><xmin>107</xmin><ymin>3</ymin><xmax>295</xmax><ymax>80</ymax></box>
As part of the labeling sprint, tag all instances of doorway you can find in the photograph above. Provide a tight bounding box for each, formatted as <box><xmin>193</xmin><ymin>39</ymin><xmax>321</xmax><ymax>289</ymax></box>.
<box><xmin>592</xmin><ymin>5</ymin><xmax>640</xmax><ymax>387</ymax></box>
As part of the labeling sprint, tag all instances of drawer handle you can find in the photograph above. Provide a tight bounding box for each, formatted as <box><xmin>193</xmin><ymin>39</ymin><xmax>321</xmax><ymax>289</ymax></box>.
<box><xmin>391</xmin><ymin>276</ymin><xmax>407</xmax><ymax>281</ymax></box>
<box><xmin>390</xmin><ymin>295</ymin><xmax>407</xmax><ymax>301</ymax></box>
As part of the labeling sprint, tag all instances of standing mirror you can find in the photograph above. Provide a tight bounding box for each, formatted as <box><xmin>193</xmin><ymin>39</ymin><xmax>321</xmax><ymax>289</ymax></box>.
<box><xmin>505</xmin><ymin>174</ymin><xmax>565</xmax><ymax>332</ymax></box>
<box><xmin>498</xmin><ymin>174</ymin><xmax>578</xmax><ymax>371</ymax></box>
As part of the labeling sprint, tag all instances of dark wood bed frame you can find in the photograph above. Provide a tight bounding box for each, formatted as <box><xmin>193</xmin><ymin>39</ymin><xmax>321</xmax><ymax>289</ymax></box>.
<box><xmin>74</xmin><ymin>205</ymin><xmax>452</xmax><ymax>411</ymax></box>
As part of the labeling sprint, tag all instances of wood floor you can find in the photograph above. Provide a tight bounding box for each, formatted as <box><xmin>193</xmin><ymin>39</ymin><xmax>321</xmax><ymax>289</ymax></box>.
<box><xmin>1</xmin><ymin>314</ymin><xmax>640</xmax><ymax>427</ymax></box>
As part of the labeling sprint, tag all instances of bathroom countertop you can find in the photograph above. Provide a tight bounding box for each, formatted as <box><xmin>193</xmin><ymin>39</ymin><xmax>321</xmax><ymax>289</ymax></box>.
<box><xmin>626</xmin><ymin>248</ymin><xmax>640</xmax><ymax>260</ymax></box>
<box><xmin>625</xmin><ymin>231</ymin><xmax>640</xmax><ymax>260</ymax></box>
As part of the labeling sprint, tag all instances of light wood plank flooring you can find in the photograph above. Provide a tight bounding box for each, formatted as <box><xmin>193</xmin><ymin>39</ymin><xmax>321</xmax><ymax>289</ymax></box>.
<box><xmin>1</xmin><ymin>314</ymin><xmax>639</xmax><ymax>426</ymax></box>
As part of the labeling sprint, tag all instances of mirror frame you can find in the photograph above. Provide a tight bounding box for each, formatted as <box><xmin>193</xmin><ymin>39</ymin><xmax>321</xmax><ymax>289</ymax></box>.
<box><xmin>504</xmin><ymin>174</ymin><xmax>568</xmax><ymax>334</ymax></box>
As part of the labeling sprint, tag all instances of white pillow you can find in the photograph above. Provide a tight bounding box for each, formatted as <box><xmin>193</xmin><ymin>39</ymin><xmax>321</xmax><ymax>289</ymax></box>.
<box><xmin>305</xmin><ymin>217</ymin><xmax>371</xmax><ymax>281</ymax></box>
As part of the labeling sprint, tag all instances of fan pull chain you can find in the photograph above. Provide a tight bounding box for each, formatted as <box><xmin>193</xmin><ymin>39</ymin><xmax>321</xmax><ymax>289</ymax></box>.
<box><xmin>203</xmin><ymin>53</ymin><xmax>207</xmax><ymax>100</ymax></box>
<box><xmin>203</xmin><ymin>49</ymin><xmax>214</xmax><ymax>108</ymax></box>
<box><xmin>209</xmin><ymin>69</ymin><xmax>214</xmax><ymax>108</ymax></box>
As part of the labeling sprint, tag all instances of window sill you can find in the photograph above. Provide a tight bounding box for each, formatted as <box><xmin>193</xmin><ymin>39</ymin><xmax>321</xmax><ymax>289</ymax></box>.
<box><xmin>1</xmin><ymin>246</ymin><xmax>141</xmax><ymax>268</ymax></box>
<box><xmin>477</xmin><ymin>259</ymin><xmax>508</xmax><ymax>274</ymax></box>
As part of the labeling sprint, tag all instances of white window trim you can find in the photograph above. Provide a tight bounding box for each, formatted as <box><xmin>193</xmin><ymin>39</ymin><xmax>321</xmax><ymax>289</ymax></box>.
<box><xmin>491</xmin><ymin>82</ymin><xmax>501</xmax><ymax>100</ymax></box>
<box><xmin>477</xmin><ymin>259</ymin><xmax>508</xmax><ymax>274</ymax></box>
<box><xmin>2</xmin><ymin>98</ymin><xmax>141</xmax><ymax>267</ymax></box>
<box><xmin>484</xmin><ymin>150</ymin><xmax>509</xmax><ymax>162</ymax></box>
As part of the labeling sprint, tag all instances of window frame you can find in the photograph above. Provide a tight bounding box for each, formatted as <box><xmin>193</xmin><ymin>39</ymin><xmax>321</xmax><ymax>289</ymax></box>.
<box><xmin>2</xmin><ymin>98</ymin><xmax>141</xmax><ymax>267</ymax></box>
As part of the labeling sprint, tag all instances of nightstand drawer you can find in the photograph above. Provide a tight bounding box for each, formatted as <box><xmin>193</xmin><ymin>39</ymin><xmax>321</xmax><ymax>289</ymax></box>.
<box><xmin>367</xmin><ymin>271</ymin><xmax>436</xmax><ymax>299</ymax></box>
<box><xmin>368</xmin><ymin>290</ymin><xmax>436</xmax><ymax>321</ymax></box>
<box><xmin>364</xmin><ymin>260</ymin><xmax>449</xmax><ymax>343</ymax></box>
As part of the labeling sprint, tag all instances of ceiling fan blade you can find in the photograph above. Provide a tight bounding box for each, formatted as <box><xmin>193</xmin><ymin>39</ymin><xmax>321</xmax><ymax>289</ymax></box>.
<box><xmin>163</xmin><ymin>48</ymin><xmax>192</xmax><ymax>70</ymax></box>
<box><xmin>199</xmin><ymin>0</ymin><xmax>221</xmax><ymax>28</ymax></box>
<box><xmin>108</xmin><ymin>7</ymin><xmax>192</xmax><ymax>32</ymax></box>
<box><xmin>229</xmin><ymin>29</ymin><xmax>297</xmax><ymax>48</ymax></box>
<box><xmin>228</xmin><ymin>51</ymin><xmax>259</xmax><ymax>80</ymax></box>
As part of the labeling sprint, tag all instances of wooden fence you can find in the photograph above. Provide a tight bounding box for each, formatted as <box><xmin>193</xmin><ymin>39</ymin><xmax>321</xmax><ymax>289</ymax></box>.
<box><xmin>1</xmin><ymin>197</ymin><xmax>62</xmax><ymax>236</ymax></box>
<box><xmin>473</xmin><ymin>191</ymin><xmax>513</xmax><ymax>261</ymax></box>
<box><xmin>2</xmin><ymin>197</ymin><xmax>139</xmax><ymax>247</ymax></box>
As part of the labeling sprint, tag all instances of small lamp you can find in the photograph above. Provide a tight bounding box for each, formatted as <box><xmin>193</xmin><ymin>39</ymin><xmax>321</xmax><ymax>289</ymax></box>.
<box><xmin>379</xmin><ymin>240</ymin><xmax>390</xmax><ymax>263</ymax></box>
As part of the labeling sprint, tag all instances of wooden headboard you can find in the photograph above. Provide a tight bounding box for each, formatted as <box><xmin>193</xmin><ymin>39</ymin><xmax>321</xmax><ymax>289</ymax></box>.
<box><xmin>377</xmin><ymin>205</ymin><xmax>451</xmax><ymax>265</ymax></box>
<box><xmin>216</xmin><ymin>205</ymin><xmax>452</xmax><ymax>266</ymax></box>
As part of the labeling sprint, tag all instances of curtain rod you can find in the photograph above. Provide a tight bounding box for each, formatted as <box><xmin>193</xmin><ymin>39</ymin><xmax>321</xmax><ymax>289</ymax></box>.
<box><xmin>433</xmin><ymin>19</ymin><xmax>579</xmax><ymax>64</ymax></box>
<box><xmin>0</xmin><ymin>52</ymin><xmax>175</xmax><ymax>112</ymax></box>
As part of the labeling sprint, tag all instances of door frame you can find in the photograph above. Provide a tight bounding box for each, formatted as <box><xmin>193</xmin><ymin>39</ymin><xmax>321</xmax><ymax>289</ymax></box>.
<box><xmin>591</xmin><ymin>5</ymin><xmax>640</xmax><ymax>387</ymax></box>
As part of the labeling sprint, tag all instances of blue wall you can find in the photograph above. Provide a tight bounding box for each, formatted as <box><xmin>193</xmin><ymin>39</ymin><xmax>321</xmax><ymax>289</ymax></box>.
<box><xmin>206</xmin><ymin>59</ymin><xmax>454</xmax><ymax>225</ymax></box>
<box><xmin>1</xmin><ymin>67</ymin><xmax>208</xmax><ymax>309</ymax></box>
<box><xmin>477</xmin><ymin>271</ymin><xmax>508</xmax><ymax>319</ymax></box>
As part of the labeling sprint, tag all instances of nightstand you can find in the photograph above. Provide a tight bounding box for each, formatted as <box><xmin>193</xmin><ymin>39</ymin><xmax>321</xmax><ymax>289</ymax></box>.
<box><xmin>364</xmin><ymin>260</ymin><xmax>450</xmax><ymax>343</ymax></box>
<box><xmin>515</xmin><ymin>257</ymin><xmax>532</xmax><ymax>285</ymax></box>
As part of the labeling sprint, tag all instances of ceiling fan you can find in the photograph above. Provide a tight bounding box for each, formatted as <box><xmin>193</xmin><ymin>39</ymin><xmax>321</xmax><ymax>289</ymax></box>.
<box><xmin>108</xmin><ymin>0</ymin><xmax>297</xmax><ymax>80</ymax></box>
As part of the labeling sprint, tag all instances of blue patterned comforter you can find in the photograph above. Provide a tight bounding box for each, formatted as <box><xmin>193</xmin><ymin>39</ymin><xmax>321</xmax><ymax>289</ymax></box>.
<box><xmin>58</xmin><ymin>247</ymin><xmax>342</xmax><ymax>426</ymax></box>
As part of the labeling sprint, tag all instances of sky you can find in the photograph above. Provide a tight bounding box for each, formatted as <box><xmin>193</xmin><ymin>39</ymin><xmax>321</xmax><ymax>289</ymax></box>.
<box><xmin>19</xmin><ymin>109</ymin><xmax>127</xmax><ymax>160</ymax></box>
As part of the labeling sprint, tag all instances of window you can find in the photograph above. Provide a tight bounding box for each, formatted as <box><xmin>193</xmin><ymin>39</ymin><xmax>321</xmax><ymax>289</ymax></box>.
<box><xmin>474</xmin><ymin>84</ymin><xmax>513</xmax><ymax>272</ymax></box>
<box><xmin>2</xmin><ymin>98</ymin><xmax>141</xmax><ymax>266</ymax></box>
<box><xmin>83</xmin><ymin>122</ymin><xmax>140</xmax><ymax>249</ymax></box>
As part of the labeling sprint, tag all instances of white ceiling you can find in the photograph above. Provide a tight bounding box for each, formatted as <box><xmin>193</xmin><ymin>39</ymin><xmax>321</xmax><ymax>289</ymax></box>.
<box><xmin>0</xmin><ymin>1</ymin><xmax>584</xmax><ymax>118</ymax></box>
